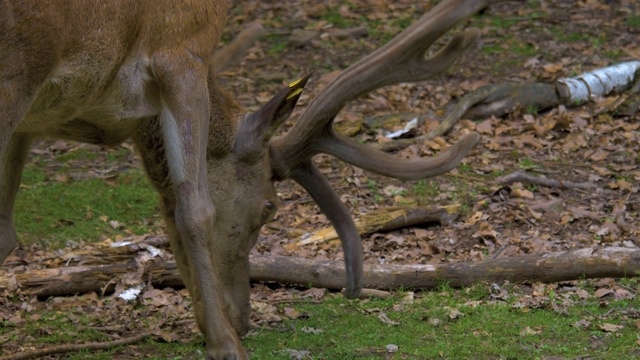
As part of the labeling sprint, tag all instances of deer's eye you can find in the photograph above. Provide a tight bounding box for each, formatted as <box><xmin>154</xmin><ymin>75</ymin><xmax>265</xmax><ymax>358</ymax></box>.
<box><xmin>261</xmin><ymin>200</ymin><xmax>277</xmax><ymax>222</ymax></box>
<box><xmin>264</xmin><ymin>200</ymin><xmax>276</xmax><ymax>211</ymax></box>
<box><xmin>262</xmin><ymin>200</ymin><xmax>278</xmax><ymax>223</ymax></box>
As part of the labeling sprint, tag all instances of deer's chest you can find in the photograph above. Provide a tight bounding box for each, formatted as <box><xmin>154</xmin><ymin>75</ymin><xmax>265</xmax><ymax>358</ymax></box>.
<box><xmin>17</xmin><ymin>57</ymin><xmax>158</xmax><ymax>145</ymax></box>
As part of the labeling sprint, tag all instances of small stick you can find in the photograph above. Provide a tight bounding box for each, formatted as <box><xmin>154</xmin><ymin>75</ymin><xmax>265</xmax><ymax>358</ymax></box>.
<box><xmin>1</xmin><ymin>333</ymin><xmax>151</xmax><ymax>360</ymax></box>
<box><xmin>496</xmin><ymin>171</ymin><xmax>596</xmax><ymax>189</ymax></box>
<box><xmin>81</xmin><ymin>325</ymin><xmax>126</xmax><ymax>333</ymax></box>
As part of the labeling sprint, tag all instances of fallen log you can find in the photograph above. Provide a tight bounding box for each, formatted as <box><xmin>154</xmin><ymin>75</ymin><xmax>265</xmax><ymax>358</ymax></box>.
<box><xmin>1</xmin><ymin>245</ymin><xmax>638</xmax><ymax>297</ymax></box>
<box><xmin>377</xmin><ymin>61</ymin><xmax>640</xmax><ymax>152</ymax></box>
<box><xmin>298</xmin><ymin>204</ymin><xmax>460</xmax><ymax>245</ymax></box>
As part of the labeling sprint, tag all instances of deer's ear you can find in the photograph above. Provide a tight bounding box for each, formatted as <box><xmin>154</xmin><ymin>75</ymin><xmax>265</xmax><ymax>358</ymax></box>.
<box><xmin>236</xmin><ymin>74</ymin><xmax>311</xmax><ymax>155</ymax></box>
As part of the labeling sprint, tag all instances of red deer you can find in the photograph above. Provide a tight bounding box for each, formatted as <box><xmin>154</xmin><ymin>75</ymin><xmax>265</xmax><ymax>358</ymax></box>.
<box><xmin>0</xmin><ymin>0</ymin><xmax>497</xmax><ymax>358</ymax></box>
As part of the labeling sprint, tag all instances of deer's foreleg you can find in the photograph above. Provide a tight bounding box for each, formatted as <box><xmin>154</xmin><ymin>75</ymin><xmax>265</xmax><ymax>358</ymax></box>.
<box><xmin>0</xmin><ymin>133</ymin><xmax>31</xmax><ymax>264</ymax></box>
<box><xmin>152</xmin><ymin>54</ymin><xmax>246</xmax><ymax>360</ymax></box>
<box><xmin>0</xmin><ymin>75</ymin><xmax>33</xmax><ymax>263</ymax></box>
<box><xmin>132</xmin><ymin>119</ymin><xmax>203</xmax><ymax>331</ymax></box>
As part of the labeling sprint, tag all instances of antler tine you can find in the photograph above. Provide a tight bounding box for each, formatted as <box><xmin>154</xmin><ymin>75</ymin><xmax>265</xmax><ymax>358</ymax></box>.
<box><xmin>290</xmin><ymin>161</ymin><xmax>363</xmax><ymax>298</ymax></box>
<box><xmin>316</xmin><ymin>132</ymin><xmax>481</xmax><ymax>181</ymax></box>
<box><xmin>272</xmin><ymin>0</ymin><xmax>498</xmax><ymax>162</ymax></box>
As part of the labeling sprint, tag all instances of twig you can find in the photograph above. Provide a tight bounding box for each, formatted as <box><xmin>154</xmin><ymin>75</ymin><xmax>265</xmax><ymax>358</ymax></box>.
<box><xmin>376</xmin><ymin>86</ymin><xmax>493</xmax><ymax>152</ymax></box>
<box><xmin>506</xmin><ymin>204</ymin><xmax>538</xmax><ymax>227</ymax></box>
<box><xmin>174</xmin><ymin>319</ymin><xmax>196</xmax><ymax>327</ymax></box>
<box><xmin>492</xmin><ymin>244</ymin><xmax>508</xmax><ymax>259</ymax></box>
<box><xmin>496</xmin><ymin>171</ymin><xmax>597</xmax><ymax>189</ymax></box>
<box><xmin>444</xmin><ymin>172</ymin><xmax>491</xmax><ymax>184</ymax></box>
<box><xmin>0</xmin><ymin>333</ymin><xmax>151</xmax><ymax>360</ymax></box>
<box><xmin>85</xmin><ymin>325</ymin><xmax>127</xmax><ymax>332</ymax></box>
<box><xmin>270</xmin><ymin>299</ymin><xmax>324</xmax><ymax>304</ymax></box>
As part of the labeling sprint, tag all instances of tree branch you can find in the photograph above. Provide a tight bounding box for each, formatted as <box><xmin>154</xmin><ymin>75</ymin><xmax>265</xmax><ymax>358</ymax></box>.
<box><xmin>2</xmin><ymin>240</ymin><xmax>638</xmax><ymax>297</ymax></box>
<box><xmin>1</xmin><ymin>333</ymin><xmax>151</xmax><ymax>360</ymax></box>
<box><xmin>496</xmin><ymin>170</ymin><xmax>597</xmax><ymax>189</ymax></box>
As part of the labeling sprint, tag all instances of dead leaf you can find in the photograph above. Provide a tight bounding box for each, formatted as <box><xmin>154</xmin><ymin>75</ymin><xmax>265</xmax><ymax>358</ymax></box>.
<box><xmin>594</xmin><ymin>288</ymin><xmax>614</xmax><ymax>298</ymax></box>
<box><xmin>284</xmin><ymin>307</ymin><xmax>302</xmax><ymax>319</ymax></box>
<box><xmin>512</xmin><ymin>188</ymin><xmax>534</xmax><ymax>199</ymax></box>
<box><xmin>564</xmin><ymin>132</ymin><xmax>588</xmax><ymax>150</ymax></box>
<box><xmin>589</xmin><ymin>149</ymin><xmax>610</xmax><ymax>162</ymax></box>
<box><xmin>448</xmin><ymin>308</ymin><xmax>465</xmax><ymax>319</ymax></box>
<box><xmin>543</xmin><ymin>63</ymin><xmax>563</xmax><ymax>73</ymax></box>
<box><xmin>153</xmin><ymin>330</ymin><xmax>180</xmax><ymax>343</ymax></box>
<box><xmin>524</xmin><ymin>57</ymin><xmax>540</xmax><ymax>68</ymax></box>
<box><xmin>476</xmin><ymin>118</ymin><xmax>493</xmax><ymax>134</ymax></box>
<box><xmin>575</xmin><ymin>289</ymin><xmax>590</xmax><ymax>299</ymax></box>
<box><xmin>54</xmin><ymin>173</ymin><xmax>71</xmax><ymax>183</ymax></box>
<box><xmin>467</xmin><ymin>211</ymin><xmax>483</xmax><ymax>226</ymax></box>
<box><xmin>598</xmin><ymin>323</ymin><xmax>623</xmax><ymax>333</ymax></box>
<box><xmin>285</xmin><ymin>349</ymin><xmax>311</xmax><ymax>360</ymax></box>
<box><xmin>386</xmin><ymin>344</ymin><xmax>399</xmax><ymax>353</ymax></box>
<box><xmin>573</xmin><ymin>319</ymin><xmax>591</xmax><ymax>328</ymax></box>
<box><xmin>608</xmin><ymin>179</ymin><xmax>633</xmax><ymax>190</ymax></box>
<box><xmin>301</xmin><ymin>326</ymin><xmax>323</xmax><ymax>334</ymax></box>
<box><xmin>475</xmin><ymin>222</ymin><xmax>497</xmax><ymax>239</ymax></box>
<box><xmin>109</xmin><ymin>220</ymin><xmax>123</xmax><ymax>230</ymax></box>
<box><xmin>378</xmin><ymin>312</ymin><xmax>400</xmax><ymax>326</ymax></box>
<box><xmin>520</xmin><ymin>326</ymin><xmax>542</xmax><ymax>336</ymax></box>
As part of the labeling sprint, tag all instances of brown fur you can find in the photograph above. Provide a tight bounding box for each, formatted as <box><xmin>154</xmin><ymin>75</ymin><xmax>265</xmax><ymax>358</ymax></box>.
<box><xmin>0</xmin><ymin>1</ymin><xmax>270</xmax><ymax>359</ymax></box>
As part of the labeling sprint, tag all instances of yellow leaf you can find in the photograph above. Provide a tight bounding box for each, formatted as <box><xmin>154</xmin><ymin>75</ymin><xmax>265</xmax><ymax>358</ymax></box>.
<box><xmin>543</xmin><ymin>63</ymin><xmax>563</xmax><ymax>73</ymax></box>
<box><xmin>512</xmin><ymin>188</ymin><xmax>534</xmax><ymax>199</ymax></box>
<box><xmin>467</xmin><ymin>211</ymin><xmax>483</xmax><ymax>226</ymax></box>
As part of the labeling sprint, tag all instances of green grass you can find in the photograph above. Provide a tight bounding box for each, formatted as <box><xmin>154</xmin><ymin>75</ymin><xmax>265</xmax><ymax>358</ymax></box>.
<box><xmin>489</xmin><ymin>17</ymin><xmax>518</xmax><ymax>30</ymax></box>
<box><xmin>511</xmin><ymin>42</ymin><xmax>539</xmax><ymax>57</ymax></box>
<box><xmin>626</xmin><ymin>15</ymin><xmax>640</xmax><ymax>28</ymax></box>
<box><xmin>556</xmin><ymin>32</ymin><xmax>590</xmax><ymax>43</ymax></box>
<box><xmin>319</xmin><ymin>12</ymin><xmax>359</xmax><ymax>29</ymax></box>
<box><xmin>266</xmin><ymin>40</ymin><xmax>288</xmax><ymax>57</ymax></box>
<box><xmin>603</xmin><ymin>49</ymin><xmax>625</xmax><ymax>60</ymax></box>
<box><xmin>244</xmin><ymin>283</ymin><xmax>640</xmax><ymax>359</ymax></box>
<box><xmin>518</xmin><ymin>157</ymin><xmax>540</xmax><ymax>171</ymax></box>
<box><xmin>5</xmin><ymin>281</ymin><xmax>640</xmax><ymax>359</ymax></box>
<box><xmin>14</xmin><ymin>155</ymin><xmax>159</xmax><ymax>249</ymax></box>
<box><xmin>410</xmin><ymin>179</ymin><xmax>440</xmax><ymax>204</ymax></box>
<box><xmin>481</xmin><ymin>43</ymin><xmax>505</xmax><ymax>55</ymax></box>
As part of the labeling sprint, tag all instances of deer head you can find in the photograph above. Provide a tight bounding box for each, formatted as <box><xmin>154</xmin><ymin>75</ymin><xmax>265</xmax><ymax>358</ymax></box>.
<box><xmin>0</xmin><ymin>0</ymin><xmax>502</xmax><ymax>358</ymax></box>
<box><xmin>202</xmin><ymin>78</ymin><xmax>311</xmax><ymax>335</ymax></box>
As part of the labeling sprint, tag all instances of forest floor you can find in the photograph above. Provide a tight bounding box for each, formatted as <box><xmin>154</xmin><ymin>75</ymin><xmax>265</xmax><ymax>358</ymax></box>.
<box><xmin>1</xmin><ymin>0</ymin><xmax>639</xmax><ymax>359</ymax></box>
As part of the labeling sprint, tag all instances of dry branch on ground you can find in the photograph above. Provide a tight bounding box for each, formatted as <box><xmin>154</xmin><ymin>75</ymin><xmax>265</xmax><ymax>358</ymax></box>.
<box><xmin>496</xmin><ymin>170</ymin><xmax>597</xmax><ymax>189</ymax></box>
<box><xmin>1</xmin><ymin>237</ymin><xmax>638</xmax><ymax>297</ymax></box>
<box><xmin>0</xmin><ymin>333</ymin><xmax>151</xmax><ymax>360</ymax></box>
<box><xmin>298</xmin><ymin>204</ymin><xmax>460</xmax><ymax>245</ymax></box>
<box><xmin>377</xmin><ymin>62</ymin><xmax>640</xmax><ymax>152</ymax></box>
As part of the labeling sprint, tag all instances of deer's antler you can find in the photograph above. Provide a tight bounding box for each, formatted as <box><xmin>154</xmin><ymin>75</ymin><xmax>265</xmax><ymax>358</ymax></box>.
<box><xmin>269</xmin><ymin>0</ymin><xmax>502</xmax><ymax>298</ymax></box>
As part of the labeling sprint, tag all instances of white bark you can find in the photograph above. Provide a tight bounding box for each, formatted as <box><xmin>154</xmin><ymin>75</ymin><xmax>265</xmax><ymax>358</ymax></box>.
<box><xmin>557</xmin><ymin>61</ymin><xmax>640</xmax><ymax>103</ymax></box>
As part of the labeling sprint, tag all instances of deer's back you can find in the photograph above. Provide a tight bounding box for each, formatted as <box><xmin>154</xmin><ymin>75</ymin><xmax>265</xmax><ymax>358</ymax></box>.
<box><xmin>2</xmin><ymin>0</ymin><xmax>227</xmax><ymax>145</ymax></box>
